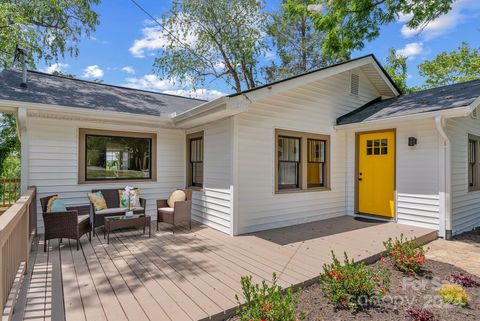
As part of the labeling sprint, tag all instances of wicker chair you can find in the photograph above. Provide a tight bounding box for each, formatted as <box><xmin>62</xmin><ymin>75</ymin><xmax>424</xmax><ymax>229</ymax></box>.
<box><xmin>40</xmin><ymin>195</ymin><xmax>92</xmax><ymax>252</ymax></box>
<box><xmin>157</xmin><ymin>189</ymin><xmax>192</xmax><ymax>231</ymax></box>
<box><xmin>90</xmin><ymin>188</ymin><xmax>146</xmax><ymax>233</ymax></box>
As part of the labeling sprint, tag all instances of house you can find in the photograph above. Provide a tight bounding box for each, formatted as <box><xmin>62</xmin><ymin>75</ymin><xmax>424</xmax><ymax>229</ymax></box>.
<box><xmin>1</xmin><ymin>54</ymin><xmax>479</xmax><ymax>239</ymax></box>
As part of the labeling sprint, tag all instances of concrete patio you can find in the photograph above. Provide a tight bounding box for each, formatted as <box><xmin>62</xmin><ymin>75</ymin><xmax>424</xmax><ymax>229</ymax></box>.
<box><xmin>12</xmin><ymin>216</ymin><xmax>437</xmax><ymax>321</ymax></box>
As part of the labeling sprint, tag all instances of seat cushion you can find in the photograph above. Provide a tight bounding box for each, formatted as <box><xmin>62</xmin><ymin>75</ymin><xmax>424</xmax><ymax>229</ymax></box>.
<box><xmin>167</xmin><ymin>190</ymin><xmax>186</xmax><ymax>208</ymax></box>
<box><xmin>158</xmin><ymin>207</ymin><xmax>174</xmax><ymax>214</ymax></box>
<box><xmin>78</xmin><ymin>214</ymin><xmax>90</xmax><ymax>224</ymax></box>
<box><xmin>95</xmin><ymin>207</ymin><xmax>127</xmax><ymax>215</ymax></box>
<box><xmin>88</xmin><ymin>191</ymin><xmax>107</xmax><ymax>211</ymax></box>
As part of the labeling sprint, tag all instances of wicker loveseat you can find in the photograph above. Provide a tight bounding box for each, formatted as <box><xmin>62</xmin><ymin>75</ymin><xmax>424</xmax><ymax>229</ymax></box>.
<box><xmin>90</xmin><ymin>188</ymin><xmax>146</xmax><ymax>233</ymax></box>
<box><xmin>40</xmin><ymin>195</ymin><xmax>92</xmax><ymax>252</ymax></box>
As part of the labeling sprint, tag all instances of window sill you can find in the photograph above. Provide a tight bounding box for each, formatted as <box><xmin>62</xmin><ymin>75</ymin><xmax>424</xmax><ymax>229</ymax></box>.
<box><xmin>187</xmin><ymin>186</ymin><xmax>204</xmax><ymax>192</ymax></box>
<box><xmin>79</xmin><ymin>178</ymin><xmax>157</xmax><ymax>185</ymax></box>
<box><xmin>275</xmin><ymin>187</ymin><xmax>331</xmax><ymax>195</ymax></box>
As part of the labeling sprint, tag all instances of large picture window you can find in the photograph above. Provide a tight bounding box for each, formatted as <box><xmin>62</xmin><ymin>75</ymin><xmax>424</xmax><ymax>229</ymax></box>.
<box><xmin>187</xmin><ymin>132</ymin><xmax>204</xmax><ymax>188</ymax></box>
<box><xmin>468</xmin><ymin>134</ymin><xmax>480</xmax><ymax>191</ymax></box>
<box><xmin>275</xmin><ymin>129</ymin><xmax>330</xmax><ymax>193</ymax></box>
<box><xmin>79</xmin><ymin>129</ymin><xmax>156</xmax><ymax>183</ymax></box>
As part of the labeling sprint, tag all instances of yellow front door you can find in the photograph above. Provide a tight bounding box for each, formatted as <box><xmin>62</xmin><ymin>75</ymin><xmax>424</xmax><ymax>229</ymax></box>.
<box><xmin>358</xmin><ymin>131</ymin><xmax>395</xmax><ymax>218</ymax></box>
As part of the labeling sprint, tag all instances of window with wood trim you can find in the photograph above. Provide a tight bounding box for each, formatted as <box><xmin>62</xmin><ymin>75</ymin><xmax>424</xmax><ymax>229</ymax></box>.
<box><xmin>78</xmin><ymin>129</ymin><xmax>157</xmax><ymax>183</ymax></box>
<box><xmin>275</xmin><ymin>129</ymin><xmax>330</xmax><ymax>193</ymax></box>
<box><xmin>187</xmin><ymin>132</ymin><xmax>204</xmax><ymax>188</ymax></box>
<box><xmin>468</xmin><ymin>134</ymin><xmax>480</xmax><ymax>191</ymax></box>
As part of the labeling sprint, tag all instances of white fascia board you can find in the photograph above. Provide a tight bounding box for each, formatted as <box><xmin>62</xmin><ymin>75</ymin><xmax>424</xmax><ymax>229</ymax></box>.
<box><xmin>467</xmin><ymin>95</ymin><xmax>480</xmax><ymax>113</ymax></box>
<box><xmin>334</xmin><ymin>106</ymin><xmax>471</xmax><ymax>130</ymax></box>
<box><xmin>369</xmin><ymin>59</ymin><xmax>400</xmax><ymax>96</ymax></box>
<box><xmin>0</xmin><ymin>99</ymin><xmax>172</xmax><ymax>126</ymax></box>
<box><xmin>173</xmin><ymin>96</ymin><xmax>229</xmax><ymax>123</ymax></box>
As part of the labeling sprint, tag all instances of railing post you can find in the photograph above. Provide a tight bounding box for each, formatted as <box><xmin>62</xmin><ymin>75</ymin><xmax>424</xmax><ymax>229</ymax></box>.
<box><xmin>24</xmin><ymin>201</ymin><xmax>30</xmax><ymax>274</ymax></box>
<box><xmin>0</xmin><ymin>246</ymin><xmax>3</xmax><ymax>315</ymax></box>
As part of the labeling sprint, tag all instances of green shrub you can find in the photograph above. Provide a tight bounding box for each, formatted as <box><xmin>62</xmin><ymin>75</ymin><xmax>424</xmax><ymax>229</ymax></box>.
<box><xmin>235</xmin><ymin>273</ymin><xmax>304</xmax><ymax>321</ymax></box>
<box><xmin>319</xmin><ymin>252</ymin><xmax>391</xmax><ymax>311</ymax></box>
<box><xmin>383</xmin><ymin>234</ymin><xmax>426</xmax><ymax>276</ymax></box>
<box><xmin>438</xmin><ymin>284</ymin><xmax>470</xmax><ymax>307</ymax></box>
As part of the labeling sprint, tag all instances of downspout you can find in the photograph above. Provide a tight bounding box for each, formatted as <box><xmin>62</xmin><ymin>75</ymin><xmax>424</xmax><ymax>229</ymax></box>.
<box><xmin>435</xmin><ymin>116</ymin><xmax>452</xmax><ymax>240</ymax></box>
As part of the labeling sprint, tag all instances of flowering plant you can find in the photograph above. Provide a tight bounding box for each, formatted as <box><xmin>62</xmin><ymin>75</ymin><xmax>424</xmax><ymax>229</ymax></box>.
<box><xmin>406</xmin><ymin>308</ymin><xmax>439</xmax><ymax>321</ymax></box>
<box><xmin>122</xmin><ymin>185</ymin><xmax>134</xmax><ymax>211</ymax></box>
<box><xmin>319</xmin><ymin>251</ymin><xmax>391</xmax><ymax>311</ymax></box>
<box><xmin>451</xmin><ymin>273</ymin><xmax>480</xmax><ymax>287</ymax></box>
<box><xmin>383</xmin><ymin>234</ymin><xmax>426</xmax><ymax>276</ymax></box>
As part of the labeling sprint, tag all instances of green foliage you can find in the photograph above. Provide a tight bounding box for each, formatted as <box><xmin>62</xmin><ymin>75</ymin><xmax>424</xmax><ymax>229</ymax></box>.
<box><xmin>383</xmin><ymin>234</ymin><xmax>426</xmax><ymax>276</ymax></box>
<box><xmin>264</xmin><ymin>0</ymin><xmax>335</xmax><ymax>82</ymax></box>
<box><xmin>1</xmin><ymin>152</ymin><xmax>20</xmax><ymax>178</ymax></box>
<box><xmin>384</xmin><ymin>48</ymin><xmax>409</xmax><ymax>93</ymax></box>
<box><xmin>51</xmin><ymin>70</ymin><xmax>77</xmax><ymax>78</ymax></box>
<box><xmin>418</xmin><ymin>42</ymin><xmax>480</xmax><ymax>89</ymax></box>
<box><xmin>438</xmin><ymin>284</ymin><xmax>470</xmax><ymax>307</ymax></box>
<box><xmin>0</xmin><ymin>0</ymin><xmax>100</xmax><ymax>68</ymax></box>
<box><xmin>319</xmin><ymin>252</ymin><xmax>391</xmax><ymax>311</ymax></box>
<box><xmin>0</xmin><ymin>113</ymin><xmax>20</xmax><ymax>177</ymax></box>
<box><xmin>235</xmin><ymin>273</ymin><xmax>304</xmax><ymax>321</ymax></box>
<box><xmin>307</xmin><ymin>0</ymin><xmax>455</xmax><ymax>61</ymax></box>
<box><xmin>154</xmin><ymin>0</ymin><xmax>267</xmax><ymax>93</ymax></box>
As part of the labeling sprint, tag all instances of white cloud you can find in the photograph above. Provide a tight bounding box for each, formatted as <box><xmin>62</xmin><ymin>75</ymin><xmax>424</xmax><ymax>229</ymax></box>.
<box><xmin>43</xmin><ymin>63</ymin><xmax>69</xmax><ymax>74</ymax></box>
<box><xmin>121</xmin><ymin>66</ymin><xmax>135</xmax><ymax>74</ymax></box>
<box><xmin>123</xmin><ymin>74</ymin><xmax>178</xmax><ymax>91</ymax></box>
<box><xmin>400</xmin><ymin>0</ymin><xmax>480</xmax><ymax>40</ymax></box>
<box><xmin>129</xmin><ymin>14</ymin><xmax>197</xmax><ymax>58</ymax></box>
<box><xmin>82</xmin><ymin>65</ymin><xmax>104</xmax><ymax>79</ymax></box>
<box><xmin>163</xmin><ymin>89</ymin><xmax>225</xmax><ymax>101</ymax></box>
<box><xmin>396</xmin><ymin>42</ymin><xmax>426</xmax><ymax>59</ymax></box>
<box><xmin>122</xmin><ymin>74</ymin><xmax>225</xmax><ymax>101</ymax></box>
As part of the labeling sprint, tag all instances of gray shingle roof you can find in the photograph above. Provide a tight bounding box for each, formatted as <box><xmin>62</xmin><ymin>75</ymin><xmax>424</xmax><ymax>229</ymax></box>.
<box><xmin>337</xmin><ymin>79</ymin><xmax>480</xmax><ymax>125</ymax></box>
<box><xmin>0</xmin><ymin>69</ymin><xmax>206</xmax><ymax>116</ymax></box>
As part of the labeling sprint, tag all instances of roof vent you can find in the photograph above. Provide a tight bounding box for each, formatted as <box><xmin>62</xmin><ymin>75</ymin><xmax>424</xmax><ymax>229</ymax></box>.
<box><xmin>350</xmin><ymin>73</ymin><xmax>359</xmax><ymax>96</ymax></box>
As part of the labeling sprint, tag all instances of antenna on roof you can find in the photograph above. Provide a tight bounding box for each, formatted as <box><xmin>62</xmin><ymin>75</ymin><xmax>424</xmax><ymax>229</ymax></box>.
<box><xmin>14</xmin><ymin>46</ymin><xmax>28</xmax><ymax>88</ymax></box>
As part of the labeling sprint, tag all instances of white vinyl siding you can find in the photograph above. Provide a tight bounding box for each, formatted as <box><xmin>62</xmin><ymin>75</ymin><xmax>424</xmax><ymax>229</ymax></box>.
<box><xmin>446</xmin><ymin>115</ymin><xmax>480</xmax><ymax>234</ymax></box>
<box><xmin>345</xmin><ymin>118</ymin><xmax>441</xmax><ymax>230</ymax></box>
<box><xmin>235</xmin><ymin>70</ymin><xmax>381</xmax><ymax>233</ymax></box>
<box><xmin>28</xmin><ymin>116</ymin><xmax>185</xmax><ymax>233</ymax></box>
<box><xmin>188</xmin><ymin>118</ymin><xmax>233</xmax><ymax>234</ymax></box>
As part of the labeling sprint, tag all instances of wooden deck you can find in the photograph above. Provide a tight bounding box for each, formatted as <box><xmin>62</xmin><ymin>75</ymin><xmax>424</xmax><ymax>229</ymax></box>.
<box><xmin>12</xmin><ymin>216</ymin><xmax>437</xmax><ymax>321</ymax></box>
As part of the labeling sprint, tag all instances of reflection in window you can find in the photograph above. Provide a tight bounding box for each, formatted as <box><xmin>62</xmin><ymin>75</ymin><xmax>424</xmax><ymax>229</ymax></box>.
<box><xmin>189</xmin><ymin>137</ymin><xmax>204</xmax><ymax>187</ymax></box>
<box><xmin>86</xmin><ymin>135</ymin><xmax>152</xmax><ymax>180</ymax></box>
<box><xmin>307</xmin><ymin>139</ymin><xmax>326</xmax><ymax>188</ymax></box>
<box><xmin>278</xmin><ymin>136</ymin><xmax>301</xmax><ymax>189</ymax></box>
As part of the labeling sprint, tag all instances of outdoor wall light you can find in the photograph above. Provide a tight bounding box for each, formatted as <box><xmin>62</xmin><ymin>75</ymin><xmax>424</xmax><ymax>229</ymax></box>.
<box><xmin>408</xmin><ymin>137</ymin><xmax>417</xmax><ymax>146</ymax></box>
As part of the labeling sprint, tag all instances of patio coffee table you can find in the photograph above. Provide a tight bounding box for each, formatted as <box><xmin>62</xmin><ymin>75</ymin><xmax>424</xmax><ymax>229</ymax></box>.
<box><xmin>104</xmin><ymin>214</ymin><xmax>151</xmax><ymax>244</ymax></box>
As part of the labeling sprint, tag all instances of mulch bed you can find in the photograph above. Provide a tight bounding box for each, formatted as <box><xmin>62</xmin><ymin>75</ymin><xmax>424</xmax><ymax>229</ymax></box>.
<box><xmin>227</xmin><ymin>232</ymin><xmax>480</xmax><ymax>321</ymax></box>
<box><xmin>297</xmin><ymin>259</ymin><xmax>480</xmax><ymax>321</ymax></box>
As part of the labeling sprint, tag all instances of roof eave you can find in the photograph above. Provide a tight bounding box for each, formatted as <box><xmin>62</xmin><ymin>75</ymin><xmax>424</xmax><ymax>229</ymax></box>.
<box><xmin>334</xmin><ymin>106</ymin><xmax>471</xmax><ymax>130</ymax></box>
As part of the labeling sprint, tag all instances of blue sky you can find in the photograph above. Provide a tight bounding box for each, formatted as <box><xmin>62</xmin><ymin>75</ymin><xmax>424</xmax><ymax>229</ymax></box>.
<box><xmin>38</xmin><ymin>0</ymin><xmax>480</xmax><ymax>100</ymax></box>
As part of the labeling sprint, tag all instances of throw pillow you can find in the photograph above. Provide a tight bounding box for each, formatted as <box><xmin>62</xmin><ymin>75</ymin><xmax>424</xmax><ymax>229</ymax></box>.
<box><xmin>118</xmin><ymin>188</ymin><xmax>141</xmax><ymax>208</ymax></box>
<box><xmin>87</xmin><ymin>191</ymin><xmax>107</xmax><ymax>211</ymax></box>
<box><xmin>167</xmin><ymin>189</ymin><xmax>186</xmax><ymax>208</ymax></box>
<box><xmin>46</xmin><ymin>196</ymin><xmax>67</xmax><ymax>212</ymax></box>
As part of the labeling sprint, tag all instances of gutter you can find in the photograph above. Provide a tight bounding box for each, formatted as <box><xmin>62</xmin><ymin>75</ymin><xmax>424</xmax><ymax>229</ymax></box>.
<box><xmin>435</xmin><ymin>115</ymin><xmax>452</xmax><ymax>240</ymax></box>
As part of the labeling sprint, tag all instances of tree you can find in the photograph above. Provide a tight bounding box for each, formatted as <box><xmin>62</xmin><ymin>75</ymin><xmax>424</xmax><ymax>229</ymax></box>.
<box><xmin>384</xmin><ymin>49</ymin><xmax>409</xmax><ymax>93</ymax></box>
<box><xmin>0</xmin><ymin>0</ymin><xmax>100</xmax><ymax>69</ymax></box>
<box><xmin>154</xmin><ymin>0</ymin><xmax>267</xmax><ymax>93</ymax></box>
<box><xmin>51</xmin><ymin>70</ymin><xmax>77</xmax><ymax>78</ymax></box>
<box><xmin>418</xmin><ymin>42</ymin><xmax>480</xmax><ymax>89</ymax></box>
<box><xmin>0</xmin><ymin>113</ymin><xmax>20</xmax><ymax>177</ymax></box>
<box><xmin>307</xmin><ymin>0</ymin><xmax>455</xmax><ymax>61</ymax></box>
<box><xmin>264</xmin><ymin>0</ymin><xmax>335</xmax><ymax>82</ymax></box>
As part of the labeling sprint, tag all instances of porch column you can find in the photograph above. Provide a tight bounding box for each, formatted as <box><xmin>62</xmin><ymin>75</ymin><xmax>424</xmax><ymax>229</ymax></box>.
<box><xmin>17</xmin><ymin>108</ymin><xmax>29</xmax><ymax>194</ymax></box>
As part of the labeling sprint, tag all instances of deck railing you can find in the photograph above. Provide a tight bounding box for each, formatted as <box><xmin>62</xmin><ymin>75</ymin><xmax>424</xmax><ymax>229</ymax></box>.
<box><xmin>0</xmin><ymin>179</ymin><xmax>21</xmax><ymax>209</ymax></box>
<box><xmin>0</xmin><ymin>187</ymin><xmax>36</xmax><ymax>320</ymax></box>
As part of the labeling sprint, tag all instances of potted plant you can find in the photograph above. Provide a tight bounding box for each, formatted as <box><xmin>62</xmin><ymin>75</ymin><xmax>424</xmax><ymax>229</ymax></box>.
<box><xmin>123</xmin><ymin>185</ymin><xmax>134</xmax><ymax>217</ymax></box>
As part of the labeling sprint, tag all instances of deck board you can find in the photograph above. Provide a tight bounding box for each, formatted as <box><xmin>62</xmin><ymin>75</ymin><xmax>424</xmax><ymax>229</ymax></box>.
<box><xmin>15</xmin><ymin>216</ymin><xmax>437</xmax><ymax>321</ymax></box>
